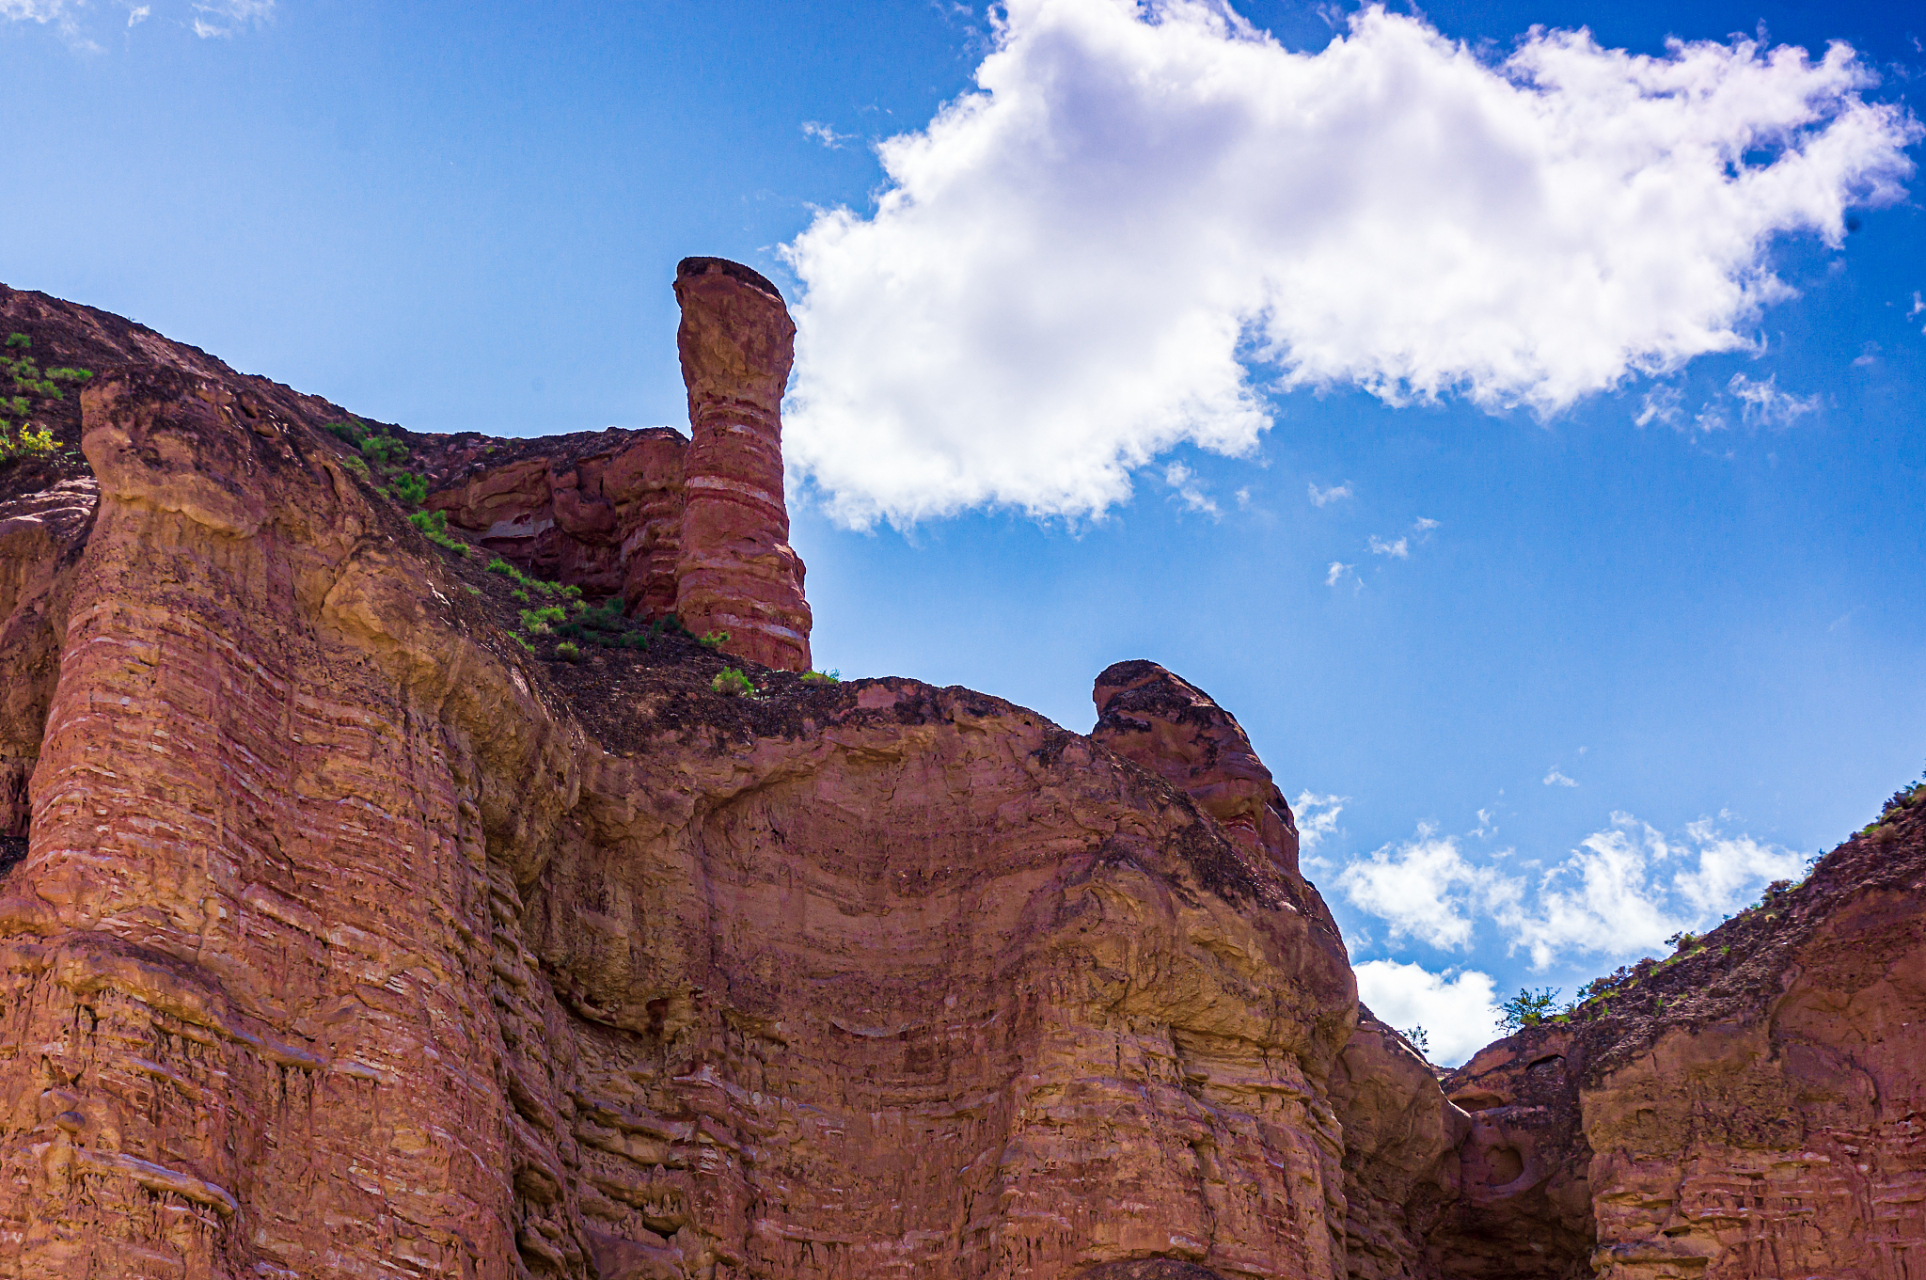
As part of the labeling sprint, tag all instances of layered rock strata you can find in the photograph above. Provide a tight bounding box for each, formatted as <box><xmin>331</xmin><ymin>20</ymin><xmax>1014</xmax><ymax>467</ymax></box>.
<box><xmin>670</xmin><ymin>257</ymin><xmax>812</xmax><ymax>672</ymax></box>
<box><xmin>1433</xmin><ymin>791</ymin><xmax>1926</xmax><ymax>1280</ymax></box>
<box><xmin>0</xmin><ymin>287</ymin><xmax>1361</xmax><ymax>1279</ymax></box>
<box><xmin>3</xmin><ymin>279</ymin><xmax>1925</xmax><ymax>1280</ymax></box>
<box><xmin>418</xmin><ymin>257</ymin><xmax>813</xmax><ymax>671</ymax></box>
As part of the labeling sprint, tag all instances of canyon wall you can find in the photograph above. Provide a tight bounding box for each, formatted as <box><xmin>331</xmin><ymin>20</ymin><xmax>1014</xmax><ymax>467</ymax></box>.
<box><xmin>0</xmin><ymin>278</ymin><xmax>1923</xmax><ymax>1279</ymax></box>
<box><xmin>0</xmin><ymin>283</ymin><xmax>1359</xmax><ymax>1279</ymax></box>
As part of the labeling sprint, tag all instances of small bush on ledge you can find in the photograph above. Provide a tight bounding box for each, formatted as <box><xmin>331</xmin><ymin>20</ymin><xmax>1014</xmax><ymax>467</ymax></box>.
<box><xmin>711</xmin><ymin>667</ymin><xmax>754</xmax><ymax>697</ymax></box>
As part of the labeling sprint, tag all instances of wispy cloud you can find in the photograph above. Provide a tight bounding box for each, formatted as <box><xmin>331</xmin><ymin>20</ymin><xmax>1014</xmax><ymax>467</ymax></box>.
<box><xmin>1635</xmin><ymin>382</ymin><xmax>1683</xmax><ymax>428</ymax></box>
<box><xmin>1544</xmin><ymin>768</ymin><xmax>1579</xmax><ymax>788</ymax></box>
<box><xmin>192</xmin><ymin>0</ymin><xmax>270</xmax><ymax>38</ymax></box>
<box><xmin>1728</xmin><ymin>372</ymin><xmax>1820</xmax><ymax>426</ymax></box>
<box><xmin>1339</xmin><ymin>811</ymin><xmax>1807</xmax><ymax>970</ymax></box>
<box><xmin>1368</xmin><ymin>535</ymin><xmax>1409</xmax><ymax>559</ymax></box>
<box><xmin>802</xmin><ymin>120</ymin><xmax>854</xmax><ymax>149</ymax></box>
<box><xmin>1325</xmin><ymin>561</ymin><xmax>1354</xmax><ymax>587</ymax></box>
<box><xmin>1308</xmin><ymin>480</ymin><xmax>1353</xmax><ymax>507</ymax></box>
<box><xmin>1162</xmin><ymin>461</ymin><xmax>1220</xmax><ymax>515</ymax></box>
<box><xmin>783</xmin><ymin>0</ymin><xmax>1920</xmax><ymax>526</ymax></box>
<box><xmin>0</xmin><ymin>0</ymin><xmax>75</xmax><ymax>22</ymax></box>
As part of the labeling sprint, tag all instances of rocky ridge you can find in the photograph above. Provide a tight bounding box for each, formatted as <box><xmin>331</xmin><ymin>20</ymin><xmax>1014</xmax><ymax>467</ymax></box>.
<box><xmin>0</xmin><ymin>270</ymin><xmax>1920</xmax><ymax>1279</ymax></box>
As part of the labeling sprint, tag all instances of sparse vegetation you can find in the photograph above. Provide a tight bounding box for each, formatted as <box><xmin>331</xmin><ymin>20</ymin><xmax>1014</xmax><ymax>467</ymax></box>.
<box><xmin>698</xmin><ymin>631</ymin><xmax>729</xmax><ymax>650</ymax></box>
<box><xmin>711</xmin><ymin>667</ymin><xmax>755</xmax><ymax>697</ymax></box>
<box><xmin>552</xmin><ymin>598</ymin><xmax>657</xmax><ymax>651</ymax></box>
<box><xmin>390</xmin><ymin>471</ymin><xmax>429</xmax><ymax>506</ymax></box>
<box><xmin>1398</xmin><ymin>1025</ymin><xmax>1429</xmax><ymax>1053</ymax></box>
<box><xmin>407</xmin><ymin>508</ymin><xmax>469</xmax><ymax>556</ymax></box>
<box><xmin>519</xmin><ymin>605</ymin><xmax>567</xmax><ymax>637</ymax></box>
<box><xmin>0</xmin><ymin>421</ymin><xmax>58</xmax><ymax>463</ymax></box>
<box><xmin>4</xmin><ymin>333</ymin><xmax>27</xmax><ymax>349</ymax></box>
<box><xmin>486</xmin><ymin>557</ymin><xmax>580</xmax><ymax>600</ymax></box>
<box><xmin>324</xmin><ymin>419</ymin><xmax>429</xmax><ymax>507</ymax></box>
<box><xmin>801</xmin><ymin>668</ymin><xmax>842</xmax><ymax>684</ymax></box>
<box><xmin>1499</xmin><ymin>986</ymin><xmax>1563</xmax><ymax>1032</ymax></box>
<box><xmin>555</xmin><ymin>641</ymin><xmax>581</xmax><ymax>662</ymax></box>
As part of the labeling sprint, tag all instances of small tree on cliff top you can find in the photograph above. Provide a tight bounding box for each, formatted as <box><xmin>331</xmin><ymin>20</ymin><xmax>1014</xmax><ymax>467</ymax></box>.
<box><xmin>1499</xmin><ymin>986</ymin><xmax>1561</xmax><ymax>1032</ymax></box>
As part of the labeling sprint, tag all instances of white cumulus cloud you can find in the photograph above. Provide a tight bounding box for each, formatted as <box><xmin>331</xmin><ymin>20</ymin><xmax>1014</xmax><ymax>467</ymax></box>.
<box><xmin>1336</xmin><ymin>827</ymin><xmax>1502</xmax><ymax>950</ymax></box>
<box><xmin>1496</xmin><ymin>812</ymin><xmax>1807</xmax><ymax>967</ymax></box>
<box><xmin>1355</xmin><ymin>959</ymin><xmax>1503</xmax><ymax>1066</ymax></box>
<box><xmin>781</xmin><ymin>0</ymin><xmax>1920</xmax><ymax>527</ymax></box>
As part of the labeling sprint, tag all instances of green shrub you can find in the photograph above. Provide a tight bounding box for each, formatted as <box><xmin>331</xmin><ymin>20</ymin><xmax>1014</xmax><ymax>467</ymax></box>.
<box><xmin>1499</xmin><ymin>986</ymin><xmax>1562</xmax><ymax>1032</ymax></box>
<box><xmin>46</xmin><ymin>367</ymin><xmax>92</xmax><ymax>382</ymax></box>
<box><xmin>4</xmin><ymin>333</ymin><xmax>27</xmax><ymax>349</ymax></box>
<box><xmin>361</xmin><ymin>434</ymin><xmax>409</xmax><ymax>466</ymax></box>
<box><xmin>800</xmin><ymin>669</ymin><xmax>841</xmax><ymax>684</ymax></box>
<box><xmin>390</xmin><ymin>471</ymin><xmax>429</xmax><ymax>506</ymax></box>
<box><xmin>0</xmin><ymin>422</ymin><xmax>57</xmax><ymax>462</ymax></box>
<box><xmin>698</xmin><ymin>631</ymin><xmax>730</xmax><ymax>650</ymax></box>
<box><xmin>711</xmin><ymin>667</ymin><xmax>755</xmax><ymax>697</ymax></box>
<box><xmin>407</xmin><ymin>509</ymin><xmax>468</xmax><ymax>556</ymax></box>
<box><xmin>555</xmin><ymin>641</ymin><xmax>581</xmax><ymax>662</ymax></box>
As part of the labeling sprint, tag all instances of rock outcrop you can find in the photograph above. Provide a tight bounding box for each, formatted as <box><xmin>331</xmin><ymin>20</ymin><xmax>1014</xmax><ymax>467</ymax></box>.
<box><xmin>0</xmin><ymin>285</ymin><xmax>1357</xmax><ymax>1279</ymax></box>
<box><xmin>670</xmin><ymin>257</ymin><xmax>811</xmax><ymax>673</ymax></box>
<box><xmin>416</xmin><ymin>257</ymin><xmax>813</xmax><ymax>673</ymax></box>
<box><xmin>1433</xmin><ymin>788</ymin><xmax>1926</xmax><ymax>1280</ymax></box>
<box><xmin>2</xmin><ymin>278</ymin><xmax>1923</xmax><ymax>1280</ymax></box>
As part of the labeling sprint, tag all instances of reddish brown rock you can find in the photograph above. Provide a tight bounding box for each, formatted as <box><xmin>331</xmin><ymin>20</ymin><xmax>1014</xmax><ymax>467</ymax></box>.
<box><xmin>6</xmin><ymin>280</ymin><xmax>1923</xmax><ymax>1280</ymax></box>
<box><xmin>0</xmin><ymin>290</ymin><xmax>1363</xmax><ymax>1280</ymax></box>
<box><xmin>670</xmin><ymin>257</ymin><xmax>812</xmax><ymax>672</ymax></box>
<box><xmin>1329</xmin><ymin>1011</ymin><xmax>1468</xmax><ymax>1280</ymax></box>
<box><xmin>1435</xmin><ymin>790</ymin><xmax>1926</xmax><ymax>1280</ymax></box>
<box><xmin>1092</xmin><ymin>659</ymin><xmax>1306</xmax><ymax>884</ymax></box>
<box><xmin>424</xmin><ymin>426</ymin><xmax>690</xmax><ymax>611</ymax></box>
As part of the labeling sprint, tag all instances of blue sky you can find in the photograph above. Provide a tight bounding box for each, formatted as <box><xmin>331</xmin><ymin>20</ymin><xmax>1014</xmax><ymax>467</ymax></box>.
<box><xmin>4</xmin><ymin>0</ymin><xmax>1922</xmax><ymax>1063</ymax></box>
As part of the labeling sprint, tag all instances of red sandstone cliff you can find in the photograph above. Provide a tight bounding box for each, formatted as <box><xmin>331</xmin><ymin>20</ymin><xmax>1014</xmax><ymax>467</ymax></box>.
<box><xmin>0</xmin><ymin>276</ymin><xmax>1922</xmax><ymax>1280</ymax></box>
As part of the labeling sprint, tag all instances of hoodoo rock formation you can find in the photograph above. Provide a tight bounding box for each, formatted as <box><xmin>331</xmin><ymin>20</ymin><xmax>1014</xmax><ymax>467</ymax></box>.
<box><xmin>418</xmin><ymin>256</ymin><xmax>811</xmax><ymax>670</ymax></box>
<box><xmin>0</xmin><ymin>274</ymin><xmax>1922</xmax><ymax>1279</ymax></box>
<box><xmin>670</xmin><ymin>258</ymin><xmax>811</xmax><ymax>673</ymax></box>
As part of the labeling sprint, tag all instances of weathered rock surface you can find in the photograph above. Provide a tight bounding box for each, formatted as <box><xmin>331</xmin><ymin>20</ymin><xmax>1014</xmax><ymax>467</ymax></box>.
<box><xmin>416</xmin><ymin>257</ymin><xmax>812</xmax><ymax>671</ymax></box>
<box><xmin>0</xmin><ymin>288</ymin><xmax>1360</xmax><ymax>1279</ymax></box>
<box><xmin>1435</xmin><ymin>789</ymin><xmax>1926</xmax><ymax>1280</ymax></box>
<box><xmin>2</xmin><ymin>279</ymin><xmax>1924</xmax><ymax>1280</ymax></box>
<box><xmin>670</xmin><ymin>257</ymin><xmax>812</xmax><ymax>673</ymax></box>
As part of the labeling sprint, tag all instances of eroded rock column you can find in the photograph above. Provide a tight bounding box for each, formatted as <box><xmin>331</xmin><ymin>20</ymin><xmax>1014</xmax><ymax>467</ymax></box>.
<box><xmin>670</xmin><ymin>257</ymin><xmax>812</xmax><ymax>672</ymax></box>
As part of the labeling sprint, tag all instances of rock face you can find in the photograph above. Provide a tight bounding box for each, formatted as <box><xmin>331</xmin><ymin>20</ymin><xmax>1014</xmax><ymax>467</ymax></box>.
<box><xmin>1092</xmin><ymin>660</ymin><xmax>1306</xmax><ymax>885</ymax></box>
<box><xmin>670</xmin><ymin>257</ymin><xmax>812</xmax><ymax>673</ymax></box>
<box><xmin>424</xmin><ymin>427</ymin><xmax>692</xmax><ymax>615</ymax></box>
<box><xmin>2</xmin><ymin>279</ymin><xmax>1924</xmax><ymax>1280</ymax></box>
<box><xmin>0</xmin><ymin>286</ymin><xmax>1360</xmax><ymax>1279</ymax></box>
<box><xmin>1434</xmin><ymin>789</ymin><xmax>1926</xmax><ymax>1280</ymax></box>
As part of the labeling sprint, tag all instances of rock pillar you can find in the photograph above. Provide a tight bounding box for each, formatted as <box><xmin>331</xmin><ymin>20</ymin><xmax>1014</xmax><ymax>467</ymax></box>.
<box><xmin>671</xmin><ymin>257</ymin><xmax>812</xmax><ymax>672</ymax></box>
